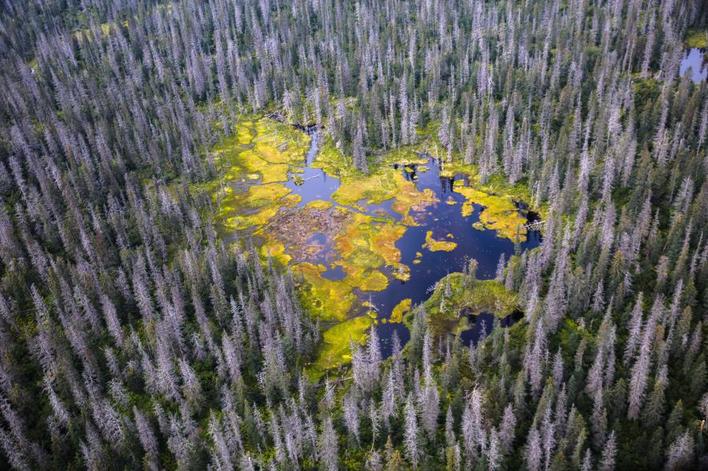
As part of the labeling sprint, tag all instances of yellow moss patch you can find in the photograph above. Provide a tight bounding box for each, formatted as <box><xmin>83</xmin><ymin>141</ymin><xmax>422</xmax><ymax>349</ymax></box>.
<box><xmin>236</xmin><ymin>121</ymin><xmax>255</xmax><ymax>145</ymax></box>
<box><xmin>389</xmin><ymin>174</ymin><xmax>439</xmax><ymax>221</ymax></box>
<box><xmin>212</xmin><ymin>118</ymin><xmax>318</xmax><ymax>232</ymax></box>
<box><xmin>309</xmin><ymin>315</ymin><xmax>373</xmax><ymax>375</ymax></box>
<box><xmin>390</xmin><ymin>298</ymin><xmax>412</xmax><ymax>323</ymax></box>
<box><xmin>244</xmin><ymin>182</ymin><xmax>292</xmax><ymax>204</ymax></box>
<box><xmin>306</xmin><ymin>199</ymin><xmax>334</xmax><ymax>210</ymax></box>
<box><xmin>224</xmin><ymin>206</ymin><xmax>279</xmax><ymax>231</ymax></box>
<box><xmin>370</xmin><ymin>223</ymin><xmax>407</xmax><ymax>266</ymax></box>
<box><xmin>293</xmin><ymin>263</ymin><xmax>357</xmax><ymax>321</ymax></box>
<box><xmin>453</xmin><ymin>182</ymin><xmax>527</xmax><ymax>242</ymax></box>
<box><xmin>259</xmin><ymin>238</ymin><xmax>292</xmax><ymax>267</ymax></box>
<box><xmin>332</xmin><ymin>168</ymin><xmax>437</xmax><ymax>222</ymax></box>
<box><xmin>461</xmin><ymin>199</ymin><xmax>475</xmax><ymax>217</ymax></box>
<box><xmin>331</xmin><ymin>261</ymin><xmax>388</xmax><ymax>291</ymax></box>
<box><xmin>231</xmin><ymin>150</ymin><xmax>289</xmax><ymax>184</ymax></box>
<box><xmin>392</xmin><ymin>263</ymin><xmax>411</xmax><ymax>282</ymax></box>
<box><xmin>332</xmin><ymin>169</ymin><xmax>399</xmax><ymax>207</ymax></box>
<box><xmin>311</xmin><ymin>139</ymin><xmax>354</xmax><ymax>177</ymax></box>
<box><xmin>211</xmin><ymin>120</ymin><xmax>256</xmax><ymax>166</ymax></box>
<box><xmin>334</xmin><ymin>213</ymin><xmax>379</xmax><ymax>254</ymax></box>
<box><xmin>216</xmin><ymin>118</ymin><xmax>311</xmax><ymax>185</ymax></box>
<box><xmin>686</xmin><ymin>29</ymin><xmax>708</xmax><ymax>48</ymax></box>
<box><xmin>330</xmin><ymin>211</ymin><xmax>408</xmax><ymax>292</ymax></box>
<box><xmin>253</xmin><ymin>119</ymin><xmax>311</xmax><ymax>153</ymax></box>
<box><xmin>424</xmin><ymin>230</ymin><xmax>458</xmax><ymax>252</ymax></box>
<box><xmin>219</xmin><ymin>183</ymin><xmax>300</xmax><ymax>230</ymax></box>
<box><xmin>380</xmin><ymin>146</ymin><xmax>429</xmax><ymax>166</ymax></box>
<box><xmin>439</xmin><ymin>160</ymin><xmax>477</xmax><ymax>178</ymax></box>
<box><xmin>413</xmin><ymin>251</ymin><xmax>423</xmax><ymax>265</ymax></box>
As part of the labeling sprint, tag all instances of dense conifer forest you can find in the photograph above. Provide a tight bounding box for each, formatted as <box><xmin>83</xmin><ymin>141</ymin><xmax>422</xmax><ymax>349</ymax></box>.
<box><xmin>0</xmin><ymin>0</ymin><xmax>707</xmax><ymax>469</ymax></box>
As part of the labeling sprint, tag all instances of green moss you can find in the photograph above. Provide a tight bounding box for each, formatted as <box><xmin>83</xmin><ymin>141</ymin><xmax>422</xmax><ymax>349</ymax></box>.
<box><xmin>423</xmin><ymin>230</ymin><xmax>458</xmax><ymax>252</ymax></box>
<box><xmin>332</xmin><ymin>168</ymin><xmax>437</xmax><ymax>222</ymax></box>
<box><xmin>453</xmin><ymin>182</ymin><xmax>528</xmax><ymax>242</ymax></box>
<box><xmin>311</xmin><ymin>138</ymin><xmax>354</xmax><ymax>178</ymax></box>
<box><xmin>332</xmin><ymin>211</ymin><xmax>408</xmax><ymax>292</ymax></box>
<box><xmin>685</xmin><ymin>29</ymin><xmax>708</xmax><ymax>48</ymax></box>
<box><xmin>423</xmin><ymin>273</ymin><xmax>519</xmax><ymax>337</ymax></box>
<box><xmin>308</xmin><ymin>315</ymin><xmax>373</xmax><ymax>377</ymax></box>
<box><xmin>390</xmin><ymin>298</ymin><xmax>412</xmax><ymax>323</ymax></box>
<box><xmin>294</xmin><ymin>262</ymin><xmax>357</xmax><ymax>322</ymax></box>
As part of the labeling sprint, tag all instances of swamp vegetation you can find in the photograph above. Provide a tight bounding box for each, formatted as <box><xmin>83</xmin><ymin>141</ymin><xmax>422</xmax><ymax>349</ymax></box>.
<box><xmin>210</xmin><ymin>116</ymin><xmax>541</xmax><ymax>373</ymax></box>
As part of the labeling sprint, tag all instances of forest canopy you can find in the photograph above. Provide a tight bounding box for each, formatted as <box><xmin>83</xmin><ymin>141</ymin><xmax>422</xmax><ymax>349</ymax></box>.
<box><xmin>0</xmin><ymin>0</ymin><xmax>707</xmax><ymax>469</ymax></box>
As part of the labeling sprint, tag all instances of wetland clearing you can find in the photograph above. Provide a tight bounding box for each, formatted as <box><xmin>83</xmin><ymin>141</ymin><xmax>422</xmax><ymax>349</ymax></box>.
<box><xmin>211</xmin><ymin>117</ymin><xmax>541</xmax><ymax>374</ymax></box>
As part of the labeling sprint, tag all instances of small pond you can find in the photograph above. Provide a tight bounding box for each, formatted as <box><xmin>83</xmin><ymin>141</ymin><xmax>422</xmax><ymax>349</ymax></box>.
<box><xmin>215</xmin><ymin>118</ymin><xmax>542</xmax><ymax>369</ymax></box>
<box><xmin>679</xmin><ymin>48</ymin><xmax>707</xmax><ymax>83</ymax></box>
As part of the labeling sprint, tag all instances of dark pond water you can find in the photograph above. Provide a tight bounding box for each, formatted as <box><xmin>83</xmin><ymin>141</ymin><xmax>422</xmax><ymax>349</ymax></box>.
<box><xmin>680</xmin><ymin>48</ymin><xmax>707</xmax><ymax>83</ymax></box>
<box><xmin>459</xmin><ymin>311</ymin><xmax>524</xmax><ymax>346</ymax></box>
<box><xmin>370</xmin><ymin>158</ymin><xmax>541</xmax><ymax>355</ymax></box>
<box><xmin>280</xmin><ymin>131</ymin><xmax>541</xmax><ymax>353</ymax></box>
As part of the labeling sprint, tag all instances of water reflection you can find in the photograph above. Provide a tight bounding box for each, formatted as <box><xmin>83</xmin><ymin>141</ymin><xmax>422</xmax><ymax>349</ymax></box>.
<box><xmin>679</xmin><ymin>48</ymin><xmax>707</xmax><ymax>83</ymax></box>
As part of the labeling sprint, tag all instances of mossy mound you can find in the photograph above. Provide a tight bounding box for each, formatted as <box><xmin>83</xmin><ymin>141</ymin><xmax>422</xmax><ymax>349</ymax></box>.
<box><xmin>310</xmin><ymin>138</ymin><xmax>354</xmax><ymax>177</ymax></box>
<box><xmin>379</xmin><ymin>146</ymin><xmax>429</xmax><ymax>166</ymax></box>
<box><xmin>259</xmin><ymin>238</ymin><xmax>292</xmax><ymax>266</ymax></box>
<box><xmin>391</xmin><ymin>263</ymin><xmax>411</xmax><ymax>282</ymax></box>
<box><xmin>453</xmin><ymin>181</ymin><xmax>528</xmax><ymax>242</ymax></box>
<box><xmin>421</xmin><ymin>272</ymin><xmax>519</xmax><ymax>337</ymax></box>
<box><xmin>390</xmin><ymin>298</ymin><xmax>412</xmax><ymax>323</ymax></box>
<box><xmin>423</xmin><ymin>230</ymin><xmax>458</xmax><ymax>252</ymax></box>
